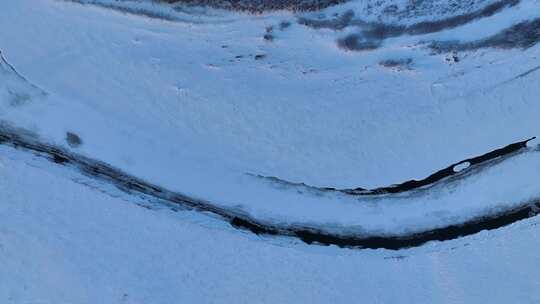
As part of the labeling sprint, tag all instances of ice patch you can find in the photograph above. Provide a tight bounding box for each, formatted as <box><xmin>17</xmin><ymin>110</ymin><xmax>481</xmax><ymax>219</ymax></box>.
<box><xmin>453</xmin><ymin>162</ymin><xmax>471</xmax><ymax>172</ymax></box>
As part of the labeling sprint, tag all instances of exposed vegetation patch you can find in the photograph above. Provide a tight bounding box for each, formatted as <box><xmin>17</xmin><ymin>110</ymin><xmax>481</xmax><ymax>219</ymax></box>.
<box><xmin>163</xmin><ymin>0</ymin><xmax>347</xmax><ymax>12</ymax></box>
<box><xmin>279</xmin><ymin>21</ymin><xmax>292</xmax><ymax>30</ymax></box>
<box><xmin>65</xmin><ymin>0</ymin><xmax>182</xmax><ymax>21</ymax></box>
<box><xmin>379</xmin><ymin>58</ymin><xmax>414</xmax><ymax>70</ymax></box>
<box><xmin>298</xmin><ymin>0</ymin><xmax>522</xmax><ymax>52</ymax></box>
<box><xmin>337</xmin><ymin>33</ymin><xmax>382</xmax><ymax>51</ymax></box>
<box><xmin>301</xmin><ymin>0</ymin><xmax>518</xmax><ymax>32</ymax></box>
<box><xmin>298</xmin><ymin>10</ymin><xmax>358</xmax><ymax>30</ymax></box>
<box><xmin>368</xmin><ymin>0</ymin><xmax>497</xmax><ymax>21</ymax></box>
<box><xmin>264</xmin><ymin>26</ymin><xmax>274</xmax><ymax>41</ymax></box>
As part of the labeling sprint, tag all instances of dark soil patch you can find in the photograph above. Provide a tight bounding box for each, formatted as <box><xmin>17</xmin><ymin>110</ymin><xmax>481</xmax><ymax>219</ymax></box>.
<box><xmin>279</xmin><ymin>21</ymin><xmax>292</xmax><ymax>30</ymax></box>
<box><xmin>337</xmin><ymin>33</ymin><xmax>382</xmax><ymax>51</ymax></box>
<box><xmin>66</xmin><ymin>132</ymin><xmax>83</xmax><ymax>148</ymax></box>
<box><xmin>379</xmin><ymin>58</ymin><xmax>414</xmax><ymax>69</ymax></box>
<box><xmin>264</xmin><ymin>26</ymin><xmax>274</xmax><ymax>41</ymax></box>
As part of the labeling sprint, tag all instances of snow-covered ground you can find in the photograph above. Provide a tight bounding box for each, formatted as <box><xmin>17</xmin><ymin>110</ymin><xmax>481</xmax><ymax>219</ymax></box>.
<box><xmin>1</xmin><ymin>0</ymin><xmax>540</xmax><ymax>302</ymax></box>
<box><xmin>2</xmin><ymin>139</ymin><xmax>540</xmax><ymax>303</ymax></box>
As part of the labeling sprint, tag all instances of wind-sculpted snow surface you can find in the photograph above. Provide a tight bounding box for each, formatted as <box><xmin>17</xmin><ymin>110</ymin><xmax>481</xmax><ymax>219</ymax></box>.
<box><xmin>328</xmin><ymin>0</ymin><xmax>540</xmax><ymax>51</ymax></box>
<box><xmin>429</xmin><ymin>17</ymin><xmax>540</xmax><ymax>52</ymax></box>
<box><xmin>2</xmin><ymin>122</ymin><xmax>540</xmax><ymax>250</ymax></box>
<box><xmin>62</xmin><ymin>0</ymin><xmax>540</xmax><ymax>54</ymax></box>
<box><xmin>2</xmin><ymin>0</ymin><xmax>540</xmax><ymax>233</ymax></box>
<box><xmin>299</xmin><ymin>0</ymin><xmax>519</xmax><ymax>31</ymax></box>
<box><xmin>63</xmin><ymin>0</ymin><xmax>236</xmax><ymax>22</ymax></box>
<box><xmin>361</xmin><ymin>0</ymin><xmax>511</xmax><ymax>22</ymax></box>
<box><xmin>3</xmin><ymin>0</ymin><xmax>540</xmax><ymax>301</ymax></box>
<box><xmin>4</xmin><ymin>140</ymin><xmax>540</xmax><ymax>304</ymax></box>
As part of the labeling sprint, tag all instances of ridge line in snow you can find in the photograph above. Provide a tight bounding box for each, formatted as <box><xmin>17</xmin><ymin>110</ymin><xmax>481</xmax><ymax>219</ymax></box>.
<box><xmin>1</xmin><ymin>122</ymin><xmax>539</xmax><ymax>250</ymax></box>
<box><xmin>253</xmin><ymin>137</ymin><xmax>534</xmax><ymax>196</ymax></box>
<box><xmin>0</xmin><ymin>51</ymin><xmax>48</xmax><ymax>96</ymax></box>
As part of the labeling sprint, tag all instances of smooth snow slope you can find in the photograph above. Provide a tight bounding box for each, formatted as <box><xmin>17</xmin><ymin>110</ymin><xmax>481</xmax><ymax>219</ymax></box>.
<box><xmin>1</xmin><ymin>0</ymin><xmax>540</xmax><ymax>232</ymax></box>
<box><xmin>0</xmin><ymin>0</ymin><xmax>539</xmax><ymax>192</ymax></box>
<box><xmin>2</xmin><ymin>123</ymin><xmax>540</xmax><ymax>250</ymax></box>
<box><xmin>1</xmin><ymin>0</ymin><xmax>540</xmax><ymax>302</ymax></box>
<box><xmin>2</xmin><ymin>141</ymin><xmax>540</xmax><ymax>303</ymax></box>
